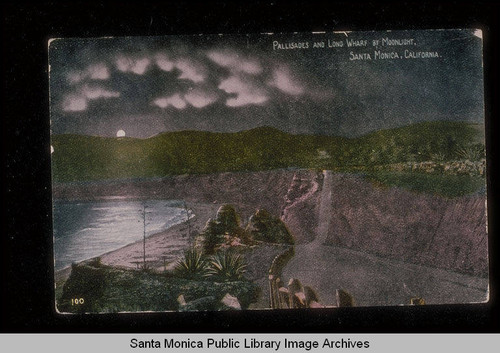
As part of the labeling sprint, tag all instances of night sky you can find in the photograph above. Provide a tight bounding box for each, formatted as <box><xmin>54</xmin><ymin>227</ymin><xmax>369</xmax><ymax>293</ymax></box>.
<box><xmin>49</xmin><ymin>29</ymin><xmax>484</xmax><ymax>138</ymax></box>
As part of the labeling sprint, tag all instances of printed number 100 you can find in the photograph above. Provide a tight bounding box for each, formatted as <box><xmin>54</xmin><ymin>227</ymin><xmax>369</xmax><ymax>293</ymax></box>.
<box><xmin>71</xmin><ymin>298</ymin><xmax>85</xmax><ymax>305</ymax></box>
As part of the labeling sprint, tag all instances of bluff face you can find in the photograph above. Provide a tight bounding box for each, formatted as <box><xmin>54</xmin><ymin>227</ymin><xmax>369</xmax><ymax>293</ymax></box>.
<box><xmin>317</xmin><ymin>174</ymin><xmax>487</xmax><ymax>277</ymax></box>
<box><xmin>53</xmin><ymin>169</ymin><xmax>488</xmax><ymax>277</ymax></box>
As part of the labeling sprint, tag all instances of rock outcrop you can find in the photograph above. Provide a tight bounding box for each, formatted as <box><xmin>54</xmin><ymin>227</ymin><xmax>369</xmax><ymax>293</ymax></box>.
<box><xmin>280</xmin><ymin>171</ymin><xmax>322</xmax><ymax>243</ymax></box>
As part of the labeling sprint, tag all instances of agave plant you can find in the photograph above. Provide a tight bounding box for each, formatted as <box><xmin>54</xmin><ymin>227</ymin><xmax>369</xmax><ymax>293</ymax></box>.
<box><xmin>206</xmin><ymin>250</ymin><xmax>247</xmax><ymax>281</ymax></box>
<box><xmin>173</xmin><ymin>248</ymin><xmax>207</xmax><ymax>280</ymax></box>
<box><xmin>456</xmin><ymin>144</ymin><xmax>485</xmax><ymax>161</ymax></box>
<box><xmin>430</xmin><ymin>151</ymin><xmax>447</xmax><ymax>162</ymax></box>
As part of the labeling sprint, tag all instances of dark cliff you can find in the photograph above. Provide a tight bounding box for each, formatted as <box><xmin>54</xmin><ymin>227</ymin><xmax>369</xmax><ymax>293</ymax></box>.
<box><xmin>281</xmin><ymin>172</ymin><xmax>488</xmax><ymax>277</ymax></box>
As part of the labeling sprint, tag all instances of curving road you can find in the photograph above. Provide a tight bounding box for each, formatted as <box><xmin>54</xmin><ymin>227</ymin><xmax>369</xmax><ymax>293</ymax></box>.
<box><xmin>315</xmin><ymin>170</ymin><xmax>333</xmax><ymax>246</ymax></box>
<box><xmin>282</xmin><ymin>170</ymin><xmax>488</xmax><ymax>307</ymax></box>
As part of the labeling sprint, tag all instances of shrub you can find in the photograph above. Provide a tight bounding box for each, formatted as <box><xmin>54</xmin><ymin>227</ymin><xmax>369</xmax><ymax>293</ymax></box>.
<box><xmin>205</xmin><ymin>250</ymin><xmax>247</xmax><ymax>282</ymax></box>
<box><xmin>431</xmin><ymin>151</ymin><xmax>447</xmax><ymax>162</ymax></box>
<box><xmin>456</xmin><ymin>144</ymin><xmax>485</xmax><ymax>161</ymax></box>
<box><xmin>173</xmin><ymin>248</ymin><xmax>208</xmax><ymax>280</ymax></box>
<box><xmin>199</xmin><ymin>218</ymin><xmax>225</xmax><ymax>254</ymax></box>
<box><xmin>216</xmin><ymin>205</ymin><xmax>240</xmax><ymax>233</ymax></box>
<box><xmin>58</xmin><ymin>262</ymin><xmax>107</xmax><ymax>313</ymax></box>
<box><xmin>198</xmin><ymin>205</ymin><xmax>248</xmax><ymax>254</ymax></box>
<box><xmin>247</xmin><ymin>209</ymin><xmax>295</xmax><ymax>244</ymax></box>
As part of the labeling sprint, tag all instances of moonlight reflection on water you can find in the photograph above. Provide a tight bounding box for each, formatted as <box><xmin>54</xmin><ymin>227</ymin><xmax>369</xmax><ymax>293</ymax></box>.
<box><xmin>53</xmin><ymin>199</ymin><xmax>191</xmax><ymax>270</ymax></box>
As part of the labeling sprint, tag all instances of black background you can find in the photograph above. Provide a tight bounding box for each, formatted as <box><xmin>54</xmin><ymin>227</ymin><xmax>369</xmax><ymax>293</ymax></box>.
<box><xmin>2</xmin><ymin>0</ymin><xmax>499</xmax><ymax>333</ymax></box>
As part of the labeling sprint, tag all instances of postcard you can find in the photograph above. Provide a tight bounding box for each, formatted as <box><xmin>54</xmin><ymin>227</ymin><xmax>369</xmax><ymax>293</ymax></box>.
<box><xmin>49</xmin><ymin>29</ymin><xmax>488</xmax><ymax>313</ymax></box>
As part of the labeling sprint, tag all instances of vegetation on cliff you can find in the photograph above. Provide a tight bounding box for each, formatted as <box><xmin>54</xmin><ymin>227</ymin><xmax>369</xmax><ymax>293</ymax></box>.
<box><xmin>246</xmin><ymin>209</ymin><xmax>295</xmax><ymax>244</ymax></box>
<box><xmin>58</xmin><ymin>256</ymin><xmax>258</xmax><ymax>313</ymax></box>
<box><xmin>51</xmin><ymin>121</ymin><xmax>485</xmax><ymax>182</ymax></box>
<box><xmin>195</xmin><ymin>205</ymin><xmax>294</xmax><ymax>253</ymax></box>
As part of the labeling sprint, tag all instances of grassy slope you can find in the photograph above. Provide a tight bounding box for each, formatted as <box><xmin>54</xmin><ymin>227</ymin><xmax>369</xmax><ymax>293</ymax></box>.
<box><xmin>52</xmin><ymin>121</ymin><xmax>485</xmax><ymax>196</ymax></box>
<box><xmin>57</xmin><ymin>262</ymin><xmax>258</xmax><ymax>313</ymax></box>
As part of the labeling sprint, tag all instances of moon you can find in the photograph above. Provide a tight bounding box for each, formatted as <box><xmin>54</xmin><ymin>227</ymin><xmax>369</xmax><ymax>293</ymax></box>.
<box><xmin>116</xmin><ymin>129</ymin><xmax>126</xmax><ymax>137</ymax></box>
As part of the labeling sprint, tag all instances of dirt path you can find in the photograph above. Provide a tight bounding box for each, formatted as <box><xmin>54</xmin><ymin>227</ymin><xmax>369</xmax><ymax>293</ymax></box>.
<box><xmin>315</xmin><ymin>170</ymin><xmax>333</xmax><ymax>245</ymax></box>
<box><xmin>282</xmin><ymin>170</ymin><xmax>488</xmax><ymax>307</ymax></box>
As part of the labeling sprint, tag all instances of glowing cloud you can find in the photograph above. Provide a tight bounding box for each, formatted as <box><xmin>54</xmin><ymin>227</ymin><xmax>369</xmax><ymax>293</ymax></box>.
<box><xmin>184</xmin><ymin>89</ymin><xmax>218</xmax><ymax>108</ymax></box>
<box><xmin>268</xmin><ymin>67</ymin><xmax>304</xmax><ymax>95</ymax></box>
<box><xmin>62</xmin><ymin>86</ymin><xmax>120</xmax><ymax>112</ymax></box>
<box><xmin>175</xmin><ymin>59</ymin><xmax>205</xmax><ymax>82</ymax></box>
<box><xmin>153</xmin><ymin>98</ymin><xmax>169</xmax><ymax>108</ymax></box>
<box><xmin>153</xmin><ymin>93</ymin><xmax>187</xmax><ymax>109</ymax></box>
<box><xmin>116</xmin><ymin>56</ymin><xmax>151</xmax><ymax>75</ymax></box>
<box><xmin>62</xmin><ymin>94</ymin><xmax>88</xmax><ymax>112</ymax></box>
<box><xmin>87</xmin><ymin>63</ymin><xmax>110</xmax><ymax>80</ymax></box>
<box><xmin>219</xmin><ymin>76</ymin><xmax>268</xmax><ymax>107</ymax></box>
<box><xmin>155</xmin><ymin>53</ymin><xmax>175</xmax><ymax>72</ymax></box>
<box><xmin>207</xmin><ymin>51</ymin><xmax>262</xmax><ymax>75</ymax></box>
<box><xmin>66</xmin><ymin>71</ymin><xmax>86</xmax><ymax>85</ymax></box>
<box><xmin>82</xmin><ymin>85</ymin><xmax>120</xmax><ymax>99</ymax></box>
<box><xmin>66</xmin><ymin>63</ymin><xmax>110</xmax><ymax>84</ymax></box>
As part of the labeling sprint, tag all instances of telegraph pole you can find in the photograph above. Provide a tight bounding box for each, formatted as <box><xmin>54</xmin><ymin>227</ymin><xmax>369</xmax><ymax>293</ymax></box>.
<box><xmin>142</xmin><ymin>204</ymin><xmax>147</xmax><ymax>269</ymax></box>
<box><xmin>184</xmin><ymin>201</ymin><xmax>192</xmax><ymax>238</ymax></box>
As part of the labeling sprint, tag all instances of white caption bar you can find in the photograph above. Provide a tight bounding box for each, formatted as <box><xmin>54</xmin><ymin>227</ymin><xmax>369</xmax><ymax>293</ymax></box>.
<box><xmin>0</xmin><ymin>334</ymin><xmax>498</xmax><ymax>353</ymax></box>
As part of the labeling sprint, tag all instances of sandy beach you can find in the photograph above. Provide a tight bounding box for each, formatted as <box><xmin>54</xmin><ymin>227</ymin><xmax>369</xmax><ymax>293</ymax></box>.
<box><xmin>55</xmin><ymin>201</ymin><xmax>220</xmax><ymax>281</ymax></box>
<box><xmin>100</xmin><ymin>202</ymin><xmax>221</xmax><ymax>270</ymax></box>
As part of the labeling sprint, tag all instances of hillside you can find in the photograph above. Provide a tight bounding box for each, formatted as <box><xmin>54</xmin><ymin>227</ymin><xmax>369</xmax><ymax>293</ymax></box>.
<box><xmin>51</xmin><ymin>121</ymin><xmax>485</xmax><ymax>182</ymax></box>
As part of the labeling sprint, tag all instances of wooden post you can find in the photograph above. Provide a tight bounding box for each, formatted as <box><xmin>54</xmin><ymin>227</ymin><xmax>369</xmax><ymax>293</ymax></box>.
<box><xmin>278</xmin><ymin>286</ymin><xmax>290</xmax><ymax>309</ymax></box>
<box><xmin>268</xmin><ymin>274</ymin><xmax>275</xmax><ymax>308</ymax></box>
<box><xmin>162</xmin><ymin>255</ymin><xmax>167</xmax><ymax>272</ymax></box>
<box><xmin>288</xmin><ymin>278</ymin><xmax>303</xmax><ymax>309</ymax></box>
<box><xmin>410</xmin><ymin>297</ymin><xmax>425</xmax><ymax>305</ymax></box>
<box><xmin>142</xmin><ymin>205</ymin><xmax>146</xmax><ymax>269</ymax></box>
<box><xmin>336</xmin><ymin>289</ymin><xmax>354</xmax><ymax>307</ymax></box>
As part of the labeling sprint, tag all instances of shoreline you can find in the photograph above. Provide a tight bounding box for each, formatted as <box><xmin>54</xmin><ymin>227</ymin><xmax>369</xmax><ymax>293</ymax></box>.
<box><xmin>54</xmin><ymin>201</ymin><xmax>222</xmax><ymax>281</ymax></box>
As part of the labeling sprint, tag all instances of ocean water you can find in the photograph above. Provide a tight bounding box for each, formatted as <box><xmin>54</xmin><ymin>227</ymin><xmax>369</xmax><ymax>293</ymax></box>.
<box><xmin>53</xmin><ymin>199</ymin><xmax>191</xmax><ymax>270</ymax></box>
